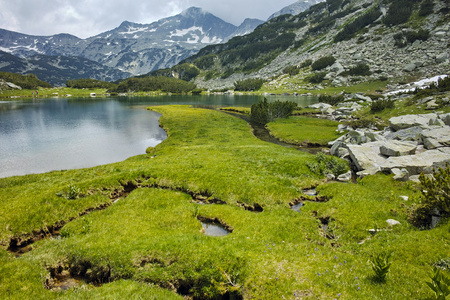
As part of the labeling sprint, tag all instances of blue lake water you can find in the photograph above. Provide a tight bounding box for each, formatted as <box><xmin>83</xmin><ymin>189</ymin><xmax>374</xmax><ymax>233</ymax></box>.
<box><xmin>0</xmin><ymin>95</ymin><xmax>318</xmax><ymax>178</ymax></box>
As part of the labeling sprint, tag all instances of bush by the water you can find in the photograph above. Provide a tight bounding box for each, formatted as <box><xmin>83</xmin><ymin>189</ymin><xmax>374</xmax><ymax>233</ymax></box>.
<box><xmin>311</xmin><ymin>55</ymin><xmax>336</xmax><ymax>71</ymax></box>
<box><xmin>234</xmin><ymin>78</ymin><xmax>265</xmax><ymax>91</ymax></box>
<box><xmin>0</xmin><ymin>71</ymin><xmax>52</xmax><ymax>89</ymax></box>
<box><xmin>250</xmin><ymin>98</ymin><xmax>297</xmax><ymax>125</ymax></box>
<box><xmin>307</xmin><ymin>72</ymin><xmax>327</xmax><ymax>84</ymax></box>
<box><xmin>318</xmin><ymin>94</ymin><xmax>345</xmax><ymax>105</ymax></box>
<box><xmin>307</xmin><ymin>152</ymin><xmax>349</xmax><ymax>177</ymax></box>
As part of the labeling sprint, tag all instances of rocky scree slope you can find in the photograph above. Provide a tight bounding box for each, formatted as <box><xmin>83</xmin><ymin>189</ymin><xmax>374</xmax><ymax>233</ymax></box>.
<box><xmin>186</xmin><ymin>0</ymin><xmax>449</xmax><ymax>91</ymax></box>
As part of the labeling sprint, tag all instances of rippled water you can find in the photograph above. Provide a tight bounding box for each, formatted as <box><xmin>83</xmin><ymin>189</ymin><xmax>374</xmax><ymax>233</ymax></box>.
<box><xmin>0</xmin><ymin>95</ymin><xmax>318</xmax><ymax>178</ymax></box>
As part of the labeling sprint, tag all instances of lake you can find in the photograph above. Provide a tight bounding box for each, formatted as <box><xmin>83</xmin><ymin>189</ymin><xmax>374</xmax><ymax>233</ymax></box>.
<box><xmin>0</xmin><ymin>94</ymin><xmax>318</xmax><ymax>178</ymax></box>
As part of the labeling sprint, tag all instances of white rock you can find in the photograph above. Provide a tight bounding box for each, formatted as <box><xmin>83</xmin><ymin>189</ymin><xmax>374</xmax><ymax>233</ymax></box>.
<box><xmin>386</xmin><ymin>219</ymin><xmax>401</xmax><ymax>226</ymax></box>
<box><xmin>337</xmin><ymin>171</ymin><xmax>352</xmax><ymax>182</ymax></box>
<box><xmin>392</xmin><ymin>168</ymin><xmax>409</xmax><ymax>181</ymax></box>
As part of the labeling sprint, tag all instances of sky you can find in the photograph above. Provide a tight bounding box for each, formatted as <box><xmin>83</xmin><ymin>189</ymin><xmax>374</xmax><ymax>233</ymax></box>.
<box><xmin>0</xmin><ymin>0</ymin><xmax>299</xmax><ymax>39</ymax></box>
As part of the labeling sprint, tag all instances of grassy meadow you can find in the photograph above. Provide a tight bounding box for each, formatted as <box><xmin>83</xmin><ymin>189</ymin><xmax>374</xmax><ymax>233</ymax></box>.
<box><xmin>0</xmin><ymin>105</ymin><xmax>448</xmax><ymax>299</ymax></box>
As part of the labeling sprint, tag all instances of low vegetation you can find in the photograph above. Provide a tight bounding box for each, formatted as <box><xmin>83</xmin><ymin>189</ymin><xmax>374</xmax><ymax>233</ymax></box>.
<box><xmin>0</xmin><ymin>104</ymin><xmax>449</xmax><ymax>299</ymax></box>
<box><xmin>0</xmin><ymin>71</ymin><xmax>52</xmax><ymax>89</ymax></box>
<box><xmin>250</xmin><ymin>98</ymin><xmax>297</xmax><ymax>125</ymax></box>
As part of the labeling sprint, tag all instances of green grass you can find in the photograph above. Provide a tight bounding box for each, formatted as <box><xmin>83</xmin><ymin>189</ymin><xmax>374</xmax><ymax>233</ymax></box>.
<box><xmin>0</xmin><ymin>105</ymin><xmax>448</xmax><ymax>299</ymax></box>
<box><xmin>267</xmin><ymin>116</ymin><xmax>343</xmax><ymax>146</ymax></box>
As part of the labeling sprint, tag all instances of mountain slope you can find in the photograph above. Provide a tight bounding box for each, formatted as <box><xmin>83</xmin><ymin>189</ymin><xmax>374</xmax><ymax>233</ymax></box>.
<box><xmin>0</xmin><ymin>50</ymin><xmax>131</xmax><ymax>85</ymax></box>
<box><xmin>268</xmin><ymin>0</ymin><xmax>326</xmax><ymax>20</ymax></box>
<box><xmin>179</xmin><ymin>0</ymin><xmax>449</xmax><ymax>90</ymax></box>
<box><xmin>0</xmin><ymin>7</ymin><xmax>263</xmax><ymax>76</ymax></box>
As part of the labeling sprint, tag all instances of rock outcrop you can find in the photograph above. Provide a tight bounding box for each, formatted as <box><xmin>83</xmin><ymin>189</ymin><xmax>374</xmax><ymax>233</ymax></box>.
<box><xmin>329</xmin><ymin>113</ymin><xmax>450</xmax><ymax>181</ymax></box>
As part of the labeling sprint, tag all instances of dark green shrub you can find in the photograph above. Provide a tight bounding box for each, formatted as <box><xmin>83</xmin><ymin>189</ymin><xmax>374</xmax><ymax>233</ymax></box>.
<box><xmin>419</xmin><ymin>0</ymin><xmax>435</xmax><ymax>16</ymax></box>
<box><xmin>307</xmin><ymin>72</ymin><xmax>327</xmax><ymax>83</ymax></box>
<box><xmin>282</xmin><ymin>65</ymin><xmax>300</xmax><ymax>76</ymax></box>
<box><xmin>318</xmin><ymin>94</ymin><xmax>344</xmax><ymax>105</ymax></box>
<box><xmin>370</xmin><ymin>99</ymin><xmax>395</xmax><ymax>112</ymax></box>
<box><xmin>408</xmin><ymin>164</ymin><xmax>450</xmax><ymax>228</ymax></box>
<box><xmin>66</xmin><ymin>78</ymin><xmax>115</xmax><ymax>89</ymax></box>
<box><xmin>383</xmin><ymin>0</ymin><xmax>418</xmax><ymax>25</ymax></box>
<box><xmin>306</xmin><ymin>152</ymin><xmax>349</xmax><ymax>177</ymax></box>
<box><xmin>234</xmin><ymin>78</ymin><xmax>265</xmax><ymax>91</ymax></box>
<box><xmin>311</xmin><ymin>55</ymin><xmax>336</xmax><ymax>71</ymax></box>
<box><xmin>300</xmin><ymin>59</ymin><xmax>313</xmax><ymax>68</ymax></box>
<box><xmin>334</xmin><ymin>6</ymin><xmax>382</xmax><ymax>42</ymax></box>
<box><xmin>405</xmin><ymin>29</ymin><xmax>430</xmax><ymax>44</ymax></box>
<box><xmin>348</xmin><ymin>63</ymin><xmax>371</xmax><ymax>76</ymax></box>
<box><xmin>250</xmin><ymin>98</ymin><xmax>297</xmax><ymax>125</ymax></box>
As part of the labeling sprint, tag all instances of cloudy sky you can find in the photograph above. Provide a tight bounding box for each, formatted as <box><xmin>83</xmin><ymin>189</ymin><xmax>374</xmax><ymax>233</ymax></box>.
<box><xmin>0</xmin><ymin>0</ymin><xmax>298</xmax><ymax>39</ymax></box>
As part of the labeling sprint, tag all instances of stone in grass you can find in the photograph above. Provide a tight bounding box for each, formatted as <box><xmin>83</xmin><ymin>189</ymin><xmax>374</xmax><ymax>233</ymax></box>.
<box><xmin>386</xmin><ymin>219</ymin><xmax>401</xmax><ymax>226</ymax></box>
<box><xmin>337</xmin><ymin>171</ymin><xmax>352</xmax><ymax>182</ymax></box>
<box><xmin>391</xmin><ymin>168</ymin><xmax>409</xmax><ymax>181</ymax></box>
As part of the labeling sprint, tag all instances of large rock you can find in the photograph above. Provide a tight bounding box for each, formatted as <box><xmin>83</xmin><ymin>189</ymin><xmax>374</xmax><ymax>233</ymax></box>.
<box><xmin>347</xmin><ymin>142</ymin><xmax>387</xmax><ymax>174</ymax></box>
<box><xmin>439</xmin><ymin>113</ymin><xmax>450</xmax><ymax>126</ymax></box>
<box><xmin>380</xmin><ymin>140</ymin><xmax>417</xmax><ymax>157</ymax></box>
<box><xmin>381</xmin><ymin>148</ymin><xmax>450</xmax><ymax>175</ymax></box>
<box><xmin>384</xmin><ymin>126</ymin><xmax>423</xmax><ymax>142</ymax></box>
<box><xmin>389</xmin><ymin>113</ymin><xmax>440</xmax><ymax>130</ymax></box>
<box><xmin>421</xmin><ymin>126</ymin><xmax>450</xmax><ymax>149</ymax></box>
<box><xmin>307</xmin><ymin>103</ymin><xmax>332</xmax><ymax>109</ymax></box>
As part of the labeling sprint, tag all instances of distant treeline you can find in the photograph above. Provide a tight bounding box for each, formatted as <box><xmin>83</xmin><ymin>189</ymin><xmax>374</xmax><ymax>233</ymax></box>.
<box><xmin>66</xmin><ymin>76</ymin><xmax>197</xmax><ymax>94</ymax></box>
<box><xmin>0</xmin><ymin>72</ymin><xmax>52</xmax><ymax>89</ymax></box>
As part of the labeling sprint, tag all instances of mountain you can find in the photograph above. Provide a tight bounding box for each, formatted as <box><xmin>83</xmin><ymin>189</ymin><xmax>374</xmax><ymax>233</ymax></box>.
<box><xmin>0</xmin><ymin>50</ymin><xmax>131</xmax><ymax>86</ymax></box>
<box><xmin>0</xmin><ymin>7</ymin><xmax>263</xmax><ymax>78</ymax></box>
<box><xmin>268</xmin><ymin>0</ymin><xmax>326</xmax><ymax>20</ymax></box>
<box><xmin>178</xmin><ymin>0</ymin><xmax>449</xmax><ymax>90</ymax></box>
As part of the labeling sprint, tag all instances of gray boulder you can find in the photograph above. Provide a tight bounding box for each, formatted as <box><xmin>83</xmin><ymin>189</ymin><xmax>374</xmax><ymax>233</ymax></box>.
<box><xmin>403</xmin><ymin>63</ymin><xmax>416</xmax><ymax>72</ymax></box>
<box><xmin>389</xmin><ymin>113</ymin><xmax>440</xmax><ymax>131</ymax></box>
<box><xmin>391</xmin><ymin>168</ymin><xmax>409</xmax><ymax>181</ymax></box>
<box><xmin>439</xmin><ymin>113</ymin><xmax>450</xmax><ymax>126</ymax></box>
<box><xmin>337</xmin><ymin>171</ymin><xmax>352</xmax><ymax>182</ymax></box>
<box><xmin>379</xmin><ymin>140</ymin><xmax>417</xmax><ymax>157</ymax></box>
<box><xmin>347</xmin><ymin>141</ymin><xmax>387</xmax><ymax>173</ymax></box>
<box><xmin>421</xmin><ymin>126</ymin><xmax>450</xmax><ymax>149</ymax></box>
<box><xmin>384</xmin><ymin>126</ymin><xmax>423</xmax><ymax>142</ymax></box>
<box><xmin>381</xmin><ymin>149</ymin><xmax>450</xmax><ymax>175</ymax></box>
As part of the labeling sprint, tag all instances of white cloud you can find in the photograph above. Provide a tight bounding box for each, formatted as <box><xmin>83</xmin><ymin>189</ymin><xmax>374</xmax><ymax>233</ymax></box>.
<box><xmin>0</xmin><ymin>0</ymin><xmax>298</xmax><ymax>38</ymax></box>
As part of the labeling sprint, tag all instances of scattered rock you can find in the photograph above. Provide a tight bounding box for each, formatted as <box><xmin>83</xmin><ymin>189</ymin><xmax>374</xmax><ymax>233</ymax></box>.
<box><xmin>337</xmin><ymin>171</ymin><xmax>352</xmax><ymax>182</ymax></box>
<box><xmin>391</xmin><ymin>168</ymin><xmax>409</xmax><ymax>181</ymax></box>
<box><xmin>386</xmin><ymin>219</ymin><xmax>401</xmax><ymax>226</ymax></box>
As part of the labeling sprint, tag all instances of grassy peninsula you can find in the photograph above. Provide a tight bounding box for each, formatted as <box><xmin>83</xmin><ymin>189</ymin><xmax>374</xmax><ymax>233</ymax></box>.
<box><xmin>0</xmin><ymin>105</ymin><xmax>449</xmax><ymax>299</ymax></box>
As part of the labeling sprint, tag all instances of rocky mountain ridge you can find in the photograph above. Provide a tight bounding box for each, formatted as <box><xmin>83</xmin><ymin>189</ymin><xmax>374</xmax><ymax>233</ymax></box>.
<box><xmin>268</xmin><ymin>0</ymin><xmax>326</xmax><ymax>20</ymax></box>
<box><xmin>0</xmin><ymin>7</ymin><xmax>263</xmax><ymax>81</ymax></box>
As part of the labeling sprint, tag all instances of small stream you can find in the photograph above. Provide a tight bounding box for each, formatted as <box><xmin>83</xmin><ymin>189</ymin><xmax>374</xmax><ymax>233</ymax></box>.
<box><xmin>223</xmin><ymin>111</ymin><xmax>323</xmax><ymax>154</ymax></box>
